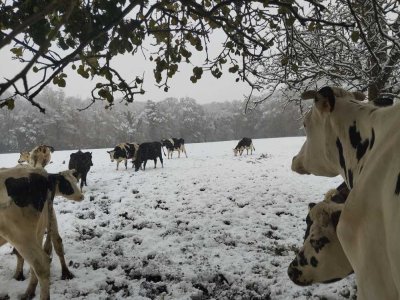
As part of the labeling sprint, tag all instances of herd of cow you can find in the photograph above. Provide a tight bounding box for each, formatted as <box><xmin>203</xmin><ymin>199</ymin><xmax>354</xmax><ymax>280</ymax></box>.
<box><xmin>1</xmin><ymin>86</ymin><xmax>399</xmax><ymax>299</ymax></box>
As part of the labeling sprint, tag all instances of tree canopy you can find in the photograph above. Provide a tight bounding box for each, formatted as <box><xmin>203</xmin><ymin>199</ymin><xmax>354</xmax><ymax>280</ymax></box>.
<box><xmin>0</xmin><ymin>0</ymin><xmax>353</xmax><ymax>112</ymax></box>
<box><xmin>249</xmin><ymin>0</ymin><xmax>400</xmax><ymax>106</ymax></box>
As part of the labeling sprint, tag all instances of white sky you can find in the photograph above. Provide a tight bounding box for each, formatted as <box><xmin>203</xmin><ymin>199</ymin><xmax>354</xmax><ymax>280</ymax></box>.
<box><xmin>0</xmin><ymin>33</ymin><xmax>253</xmax><ymax>104</ymax></box>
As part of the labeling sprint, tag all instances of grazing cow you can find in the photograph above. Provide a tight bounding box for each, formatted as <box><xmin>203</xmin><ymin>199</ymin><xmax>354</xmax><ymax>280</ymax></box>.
<box><xmin>18</xmin><ymin>145</ymin><xmax>55</xmax><ymax>168</ymax></box>
<box><xmin>161</xmin><ymin>138</ymin><xmax>188</xmax><ymax>159</ymax></box>
<box><xmin>134</xmin><ymin>142</ymin><xmax>164</xmax><ymax>171</ymax></box>
<box><xmin>288</xmin><ymin>182</ymin><xmax>352</xmax><ymax>286</ymax></box>
<box><xmin>233</xmin><ymin>137</ymin><xmax>255</xmax><ymax>156</ymax></box>
<box><xmin>291</xmin><ymin>86</ymin><xmax>400</xmax><ymax>299</ymax></box>
<box><xmin>0</xmin><ymin>167</ymin><xmax>83</xmax><ymax>300</ymax></box>
<box><xmin>68</xmin><ymin>150</ymin><xmax>93</xmax><ymax>191</ymax></box>
<box><xmin>107</xmin><ymin>142</ymin><xmax>139</xmax><ymax>170</ymax></box>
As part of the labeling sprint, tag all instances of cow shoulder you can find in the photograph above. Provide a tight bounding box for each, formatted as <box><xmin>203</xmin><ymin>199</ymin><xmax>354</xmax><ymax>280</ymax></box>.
<box><xmin>5</xmin><ymin>173</ymin><xmax>49</xmax><ymax>211</ymax></box>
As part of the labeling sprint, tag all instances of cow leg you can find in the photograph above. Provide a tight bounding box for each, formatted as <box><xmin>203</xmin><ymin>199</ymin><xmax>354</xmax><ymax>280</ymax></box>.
<box><xmin>178</xmin><ymin>150</ymin><xmax>181</xmax><ymax>158</ymax></box>
<box><xmin>124</xmin><ymin>159</ymin><xmax>128</xmax><ymax>170</ymax></box>
<box><xmin>246</xmin><ymin>148</ymin><xmax>249</xmax><ymax>155</ymax></box>
<box><xmin>154</xmin><ymin>159</ymin><xmax>157</xmax><ymax>168</ymax></box>
<box><xmin>160</xmin><ymin>156</ymin><xmax>164</xmax><ymax>168</ymax></box>
<box><xmin>116</xmin><ymin>161</ymin><xmax>119</xmax><ymax>170</ymax></box>
<box><xmin>50</xmin><ymin>211</ymin><xmax>74</xmax><ymax>280</ymax></box>
<box><xmin>12</xmin><ymin>237</ymin><xmax>50</xmax><ymax>300</ymax></box>
<box><xmin>143</xmin><ymin>160</ymin><xmax>147</xmax><ymax>170</ymax></box>
<box><xmin>83</xmin><ymin>173</ymin><xmax>88</xmax><ymax>186</ymax></box>
<box><xmin>12</xmin><ymin>248</ymin><xmax>26</xmax><ymax>281</ymax></box>
<box><xmin>183</xmin><ymin>146</ymin><xmax>188</xmax><ymax>158</ymax></box>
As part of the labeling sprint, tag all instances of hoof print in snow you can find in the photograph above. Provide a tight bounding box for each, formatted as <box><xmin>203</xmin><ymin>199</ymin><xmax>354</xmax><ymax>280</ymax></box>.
<box><xmin>223</xmin><ymin>220</ymin><xmax>231</xmax><ymax>225</ymax></box>
<box><xmin>275</xmin><ymin>211</ymin><xmax>293</xmax><ymax>217</ymax></box>
<box><xmin>89</xmin><ymin>195</ymin><xmax>95</xmax><ymax>201</ymax></box>
<box><xmin>155</xmin><ymin>200</ymin><xmax>169</xmax><ymax>210</ymax></box>
<box><xmin>132</xmin><ymin>189</ymin><xmax>139</xmax><ymax>194</ymax></box>
<box><xmin>112</xmin><ymin>233</ymin><xmax>125</xmax><ymax>242</ymax></box>
<box><xmin>139</xmin><ymin>281</ymin><xmax>167</xmax><ymax>298</ymax></box>
<box><xmin>199</xmin><ymin>187</ymin><xmax>206</xmax><ymax>191</ymax></box>
<box><xmin>193</xmin><ymin>283</ymin><xmax>209</xmax><ymax>296</ymax></box>
<box><xmin>339</xmin><ymin>288</ymin><xmax>351</xmax><ymax>299</ymax></box>
<box><xmin>104</xmin><ymin>279</ymin><xmax>130</xmax><ymax>297</ymax></box>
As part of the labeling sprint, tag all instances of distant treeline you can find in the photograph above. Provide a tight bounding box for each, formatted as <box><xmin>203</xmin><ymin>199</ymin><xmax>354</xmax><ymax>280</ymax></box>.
<box><xmin>0</xmin><ymin>88</ymin><xmax>304</xmax><ymax>153</ymax></box>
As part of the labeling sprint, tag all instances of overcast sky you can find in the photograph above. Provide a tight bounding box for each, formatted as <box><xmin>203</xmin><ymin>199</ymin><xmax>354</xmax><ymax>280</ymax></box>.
<box><xmin>1</xmin><ymin>33</ymin><xmax>253</xmax><ymax>104</ymax></box>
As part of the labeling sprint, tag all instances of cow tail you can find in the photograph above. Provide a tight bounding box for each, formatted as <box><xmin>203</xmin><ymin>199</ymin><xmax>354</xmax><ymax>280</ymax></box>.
<box><xmin>162</xmin><ymin>147</ymin><xmax>166</xmax><ymax>157</ymax></box>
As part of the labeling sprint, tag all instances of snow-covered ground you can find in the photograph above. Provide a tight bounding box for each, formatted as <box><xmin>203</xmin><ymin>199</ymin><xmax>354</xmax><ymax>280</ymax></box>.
<box><xmin>0</xmin><ymin>137</ymin><xmax>356</xmax><ymax>300</ymax></box>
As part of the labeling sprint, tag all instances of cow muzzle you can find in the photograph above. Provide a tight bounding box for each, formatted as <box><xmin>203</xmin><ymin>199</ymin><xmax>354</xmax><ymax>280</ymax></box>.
<box><xmin>291</xmin><ymin>156</ymin><xmax>310</xmax><ymax>175</ymax></box>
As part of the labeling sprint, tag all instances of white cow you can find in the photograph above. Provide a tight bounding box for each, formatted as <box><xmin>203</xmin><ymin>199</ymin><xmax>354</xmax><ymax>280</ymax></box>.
<box><xmin>292</xmin><ymin>86</ymin><xmax>400</xmax><ymax>299</ymax></box>
<box><xmin>288</xmin><ymin>183</ymin><xmax>353</xmax><ymax>286</ymax></box>
<box><xmin>0</xmin><ymin>167</ymin><xmax>83</xmax><ymax>300</ymax></box>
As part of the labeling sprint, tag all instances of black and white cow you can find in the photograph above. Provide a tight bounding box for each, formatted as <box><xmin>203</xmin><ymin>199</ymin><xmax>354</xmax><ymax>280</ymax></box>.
<box><xmin>107</xmin><ymin>142</ymin><xmax>139</xmax><ymax>170</ymax></box>
<box><xmin>161</xmin><ymin>138</ymin><xmax>188</xmax><ymax>159</ymax></box>
<box><xmin>68</xmin><ymin>150</ymin><xmax>93</xmax><ymax>191</ymax></box>
<box><xmin>288</xmin><ymin>182</ymin><xmax>352</xmax><ymax>286</ymax></box>
<box><xmin>233</xmin><ymin>137</ymin><xmax>255</xmax><ymax>156</ymax></box>
<box><xmin>291</xmin><ymin>86</ymin><xmax>400</xmax><ymax>299</ymax></box>
<box><xmin>0</xmin><ymin>167</ymin><xmax>83</xmax><ymax>300</ymax></box>
<box><xmin>134</xmin><ymin>142</ymin><xmax>164</xmax><ymax>171</ymax></box>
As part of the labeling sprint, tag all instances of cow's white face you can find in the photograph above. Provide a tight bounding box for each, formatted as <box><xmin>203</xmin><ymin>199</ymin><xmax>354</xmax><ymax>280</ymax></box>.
<box><xmin>55</xmin><ymin>170</ymin><xmax>84</xmax><ymax>201</ymax></box>
<box><xmin>291</xmin><ymin>87</ymin><xmax>365</xmax><ymax>177</ymax></box>
<box><xmin>107</xmin><ymin>150</ymin><xmax>115</xmax><ymax>162</ymax></box>
<box><xmin>233</xmin><ymin>148</ymin><xmax>239</xmax><ymax>156</ymax></box>
<box><xmin>292</xmin><ymin>108</ymin><xmax>339</xmax><ymax>177</ymax></box>
<box><xmin>288</xmin><ymin>190</ymin><xmax>352</xmax><ymax>286</ymax></box>
<box><xmin>18</xmin><ymin>152</ymin><xmax>30</xmax><ymax>164</ymax></box>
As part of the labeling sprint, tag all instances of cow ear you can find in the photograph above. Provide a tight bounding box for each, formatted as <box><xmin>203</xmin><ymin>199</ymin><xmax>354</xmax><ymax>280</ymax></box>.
<box><xmin>352</xmin><ymin>91</ymin><xmax>366</xmax><ymax>101</ymax></box>
<box><xmin>301</xmin><ymin>90</ymin><xmax>317</xmax><ymax>100</ymax></box>
<box><xmin>308</xmin><ymin>202</ymin><xmax>316</xmax><ymax>211</ymax></box>
<box><xmin>315</xmin><ymin>87</ymin><xmax>335</xmax><ymax>113</ymax></box>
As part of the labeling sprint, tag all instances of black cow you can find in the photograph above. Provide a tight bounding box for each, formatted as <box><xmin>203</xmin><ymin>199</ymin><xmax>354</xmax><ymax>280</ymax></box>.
<box><xmin>134</xmin><ymin>142</ymin><xmax>164</xmax><ymax>171</ymax></box>
<box><xmin>161</xmin><ymin>138</ymin><xmax>188</xmax><ymax>159</ymax></box>
<box><xmin>233</xmin><ymin>137</ymin><xmax>255</xmax><ymax>156</ymax></box>
<box><xmin>68</xmin><ymin>150</ymin><xmax>93</xmax><ymax>191</ymax></box>
<box><xmin>107</xmin><ymin>142</ymin><xmax>139</xmax><ymax>170</ymax></box>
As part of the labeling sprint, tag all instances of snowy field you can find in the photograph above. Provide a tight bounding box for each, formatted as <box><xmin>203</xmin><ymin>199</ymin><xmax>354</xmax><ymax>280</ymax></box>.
<box><xmin>0</xmin><ymin>137</ymin><xmax>357</xmax><ymax>300</ymax></box>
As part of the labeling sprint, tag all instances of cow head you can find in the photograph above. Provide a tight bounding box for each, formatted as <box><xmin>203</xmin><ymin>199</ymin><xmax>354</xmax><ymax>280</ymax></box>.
<box><xmin>18</xmin><ymin>152</ymin><xmax>30</xmax><ymax>164</ymax></box>
<box><xmin>133</xmin><ymin>158</ymin><xmax>141</xmax><ymax>172</ymax></box>
<box><xmin>233</xmin><ymin>147</ymin><xmax>240</xmax><ymax>156</ymax></box>
<box><xmin>288</xmin><ymin>187</ymin><xmax>352</xmax><ymax>286</ymax></box>
<box><xmin>291</xmin><ymin>87</ymin><xmax>366</xmax><ymax>177</ymax></box>
<box><xmin>107</xmin><ymin>150</ymin><xmax>115</xmax><ymax>162</ymax></box>
<box><xmin>84</xmin><ymin>152</ymin><xmax>94</xmax><ymax>166</ymax></box>
<box><xmin>50</xmin><ymin>170</ymin><xmax>84</xmax><ymax>201</ymax></box>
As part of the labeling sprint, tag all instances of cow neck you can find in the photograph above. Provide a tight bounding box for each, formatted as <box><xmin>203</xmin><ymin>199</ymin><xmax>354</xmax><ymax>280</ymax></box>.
<box><xmin>329</xmin><ymin>99</ymin><xmax>376</xmax><ymax>189</ymax></box>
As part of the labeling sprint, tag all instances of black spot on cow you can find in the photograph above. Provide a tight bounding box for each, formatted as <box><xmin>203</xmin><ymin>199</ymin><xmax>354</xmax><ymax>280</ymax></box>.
<box><xmin>395</xmin><ymin>173</ymin><xmax>400</xmax><ymax>195</ymax></box>
<box><xmin>310</xmin><ymin>256</ymin><xmax>318</xmax><ymax>267</ymax></box>
<box><xmin>288</xmin><ymin>266</ymin><xmax>302</xmax><ymax>282</ymax></box>
<box><xmin>5</xmin><ymin>174</ymin><xmax>49</xmax><ymax>211</ymax></box>
<box><xmin>298</xmin><ymin>251</ymin><xmax>308</xmax><ymax>266</ymax></box>
<box><xmin>310</xmin><ymin>236</ymin><xmax>330</xmax><ymax>253</ymax></box>
<box><xmin>336</xmin><ymin>138</ymin><xmax>347</xmax><ymax>181</ymax></box>
<box><xmin>373</xmin><ymin>97</ymin><xmax>393</xmax><ymax>107</ymax></box>
<box><xmin>331</xmin><ymin>194</ymin><xmax>346</xmax><ymax>204</ymax></box>
<box><xmin>370</xmin><ymin>128</ymin><xmax>375</xmax><ymax>150</ymax></box>
<box><xmin>318</xmin><ymin>86</ymin><xmax>335</xmax><ymax>112</ymax></box>
<box><xmin>349</xmin><ymin>121</ymin><xmax>369</xmax><ymax>161</ymax></box>
<box><xmin>49</xmin><ymin>174</ymin><xmax>74</xmax><ymax>195</ymax></box>
<box><xmin>304</xmin><ymin>215</ymin><xmax>313</xmax><ymax>240</ymax></box>
<box><xmin>331</xmin><ymin>211</ymin><xmax>341</xmax><ymax>231</ymax></box>
<box><xmin>291</xmin><ymin>258</ymin><xmax>299</xmax><ymax>267</ymax></box>
<box><xmin>348</xmin><ymin>169</ymin><xmax>353</xmax><ymax>189</ymax></box>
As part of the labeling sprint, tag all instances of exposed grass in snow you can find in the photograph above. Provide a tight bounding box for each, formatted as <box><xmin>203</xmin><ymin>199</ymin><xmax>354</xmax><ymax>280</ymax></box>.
<box><xmin>0</xmin><ymin>137</ymin><xmax>356</xmax><ymax>299</ymax></box>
